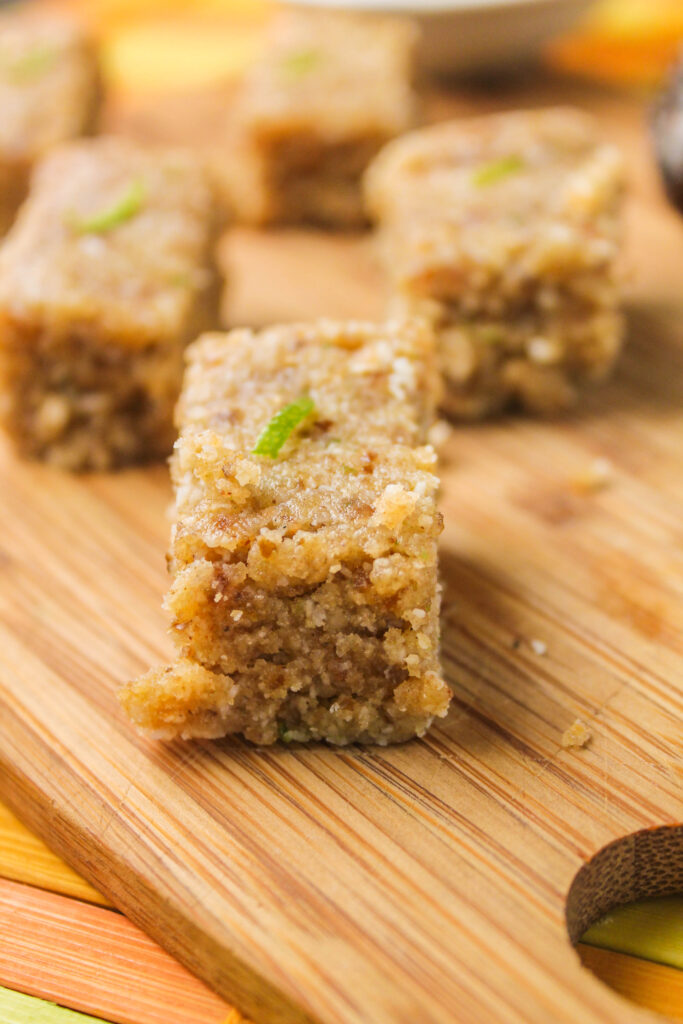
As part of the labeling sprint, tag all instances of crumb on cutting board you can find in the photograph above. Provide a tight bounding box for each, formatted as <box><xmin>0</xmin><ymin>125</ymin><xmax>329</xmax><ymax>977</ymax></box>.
<box><xmin>562</xmin><ymin>718</ymin><xmax>592</xmax><ymax>748</ymax></box>
<box><xmin>570</xmin><ymin>456</ymin><xmax>613</xmax><ymax>494</ymax></box>
<box><xmin>428</xmin><ymin>419</ymin><xmax>452</xmax><ymax>450</ymax></box>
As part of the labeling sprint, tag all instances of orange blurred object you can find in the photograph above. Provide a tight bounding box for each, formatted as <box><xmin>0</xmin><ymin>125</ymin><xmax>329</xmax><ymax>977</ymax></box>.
<box><xmin>578</xmin><ymin>944</ymin><xmax>683</xmax><ymax>1021</ymax></box>
<box><xmin>547</xmin><ymin>0</ymin><xmax>683</xmax><ymax>88</ymax></box>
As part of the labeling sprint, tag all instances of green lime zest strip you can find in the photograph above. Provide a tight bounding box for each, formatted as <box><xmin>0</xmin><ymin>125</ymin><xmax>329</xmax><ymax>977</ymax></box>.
<box><xmin>252</xmin><ymin>396</ymin><xmax>315</xmax><ymax>458</ymax></box>
<box><xmin>6</xmin><ymin>45</ymin><xmax>57</xmax><ymax>83</ymax></box>
<box><xmin>281</xmin><ymin>48</ymin><xmax>321</xmax><ymax>78</ymax></box>
<box><xmin>277</xmin><ymin>721</ymin><xmax>292</xmax><ymax>743</ymax></box>
<box><xmin>69</xmin><ymin>178</ymin><xmax>146</xmax><ymax>234</ymax></box>
<box><xmin>472</xmin><ymin>154</ymin><xmax>524</xmax><ymax>187</ymax></box>
<box><xmin>477</xmin><ymin>325</ymin><xmax>505</xmax><ymax>344</ymax></box>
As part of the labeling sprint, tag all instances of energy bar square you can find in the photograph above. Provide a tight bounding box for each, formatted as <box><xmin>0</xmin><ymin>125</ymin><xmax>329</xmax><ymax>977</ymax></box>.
<box><xmin>0</xmin><ymin>9</ymin><xmax>100</xmax><ymax>234</ymax></box>
<box><xmin>121</xmin><ymin>319</ymin><xmax>451</xmax><ymax>745</ymax></box>
<box><xmin>0</xmin><ymin>137</ymin><xmax>220</xmax><ymax>469</ymax></box>
<box><xmin>223</xmin><ymin>9</ymin><xmax>418</xmax><ymax>228</ymax></box>
<box><xmin>365</xmin><ymin>108</ymin><xmax>625</xmax><ymax>416</ymax></box>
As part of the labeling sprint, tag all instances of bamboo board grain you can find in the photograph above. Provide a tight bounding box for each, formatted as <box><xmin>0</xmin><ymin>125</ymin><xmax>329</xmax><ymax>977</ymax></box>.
<box><xmin>0</xmin><ymin>77</ymin><xmax>682</xmax><ymax>1024</ymax></box>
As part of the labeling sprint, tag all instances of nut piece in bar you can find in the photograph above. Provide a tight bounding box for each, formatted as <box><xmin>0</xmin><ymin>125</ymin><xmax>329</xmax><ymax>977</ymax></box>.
<box><xmin>364</xmin><ymin>108</ymin><xmax>625</xmax><ymax>418</ymax></box>
<box><xmin>0</xmin><ymin>8</ymin><xmax>101</xmax><ymax>234</ymax></box>
<box><xmin>120</xmin><ymin>319</ymin><xmax>451</xmax><ymax>746</ymax></box>
<box><xmin>0</xmin><ymin>137</ymin><xmax>220</xmax><ymax>470</ymax></box>
<box><xmin>221</xmin><ymin>9</ymin><xmax>418</xmax><ymax>228</ymax></box>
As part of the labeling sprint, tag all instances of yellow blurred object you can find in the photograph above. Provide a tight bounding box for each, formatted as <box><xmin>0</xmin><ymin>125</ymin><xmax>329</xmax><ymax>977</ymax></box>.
<box><xmin>44</xmin><ymin>0</ymin><xmax>271</xmax><ymax>94</ymax></box>
<box><xmin>547</xmin><ymin>0</ymin><xmax>683</xmax><ymax>87</ymax></box>
<box><xmin>0</xmin><ymin>802</ymin><xmax>107</xmax><ymax>907</ymax></box>
<box><xmin>103</xmin><ymin>17</ymin><xmax>263</xmax><ymax>94</ymax></box>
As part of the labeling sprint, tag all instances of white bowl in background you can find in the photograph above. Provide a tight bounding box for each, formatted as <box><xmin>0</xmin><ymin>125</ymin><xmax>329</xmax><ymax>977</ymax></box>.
<box><xmin>283</xmin><ymin>0</ymin><xmax>595</xmax><ymax>76</ymax></box>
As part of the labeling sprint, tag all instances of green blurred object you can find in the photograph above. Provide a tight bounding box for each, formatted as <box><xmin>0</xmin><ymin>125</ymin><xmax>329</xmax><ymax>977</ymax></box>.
<box><xmin>582</xmin><ymin>896</ymin><xmax>683</xmax><ymax>971</ymax></box>
<box><xmin>0</xmin><ymin>985</ymin><xmax>108</xmax><ymax>1024</ymax></box>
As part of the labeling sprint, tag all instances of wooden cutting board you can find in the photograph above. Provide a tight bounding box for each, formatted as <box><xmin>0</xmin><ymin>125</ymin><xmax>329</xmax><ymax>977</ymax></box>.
<box><xmin>0</xmin><ymin>76</ymin><xmax>682</xmax><ymax>1024</ymax></box>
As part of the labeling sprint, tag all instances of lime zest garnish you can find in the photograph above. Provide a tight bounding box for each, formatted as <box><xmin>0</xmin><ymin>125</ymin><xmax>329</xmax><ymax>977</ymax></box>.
<box><xmin>5</xmin><ymin>45</ymin><xmax>57</xmax><ymax>83</ymax></box>
<box><xmin>252</xmin><ymin>396</ymin><xmax>315</xmax><ymax>458</ymax></box>
<box><xmin>68</xmin><ymin>178</ymin><xmax>146</xmax><ymax>235</ymax></box>
<box><xmin>472</xmin><ymin>154</ymin><xmax>525</xmax><ymax>187</ymax></box>
<box><xmin>281</xmin><ymin>48</ymin><xmax>321</xmax><ymax>78</ymax></box>
<box><xmin>166</xmin><ymin>270</ymin><xmax>191</xmax><ymax>288</ymax></box>
<box><xmin>477</xmin><ymin>325</ymin><xmax>505</xmax><ymax>344</ymax></box>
